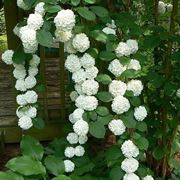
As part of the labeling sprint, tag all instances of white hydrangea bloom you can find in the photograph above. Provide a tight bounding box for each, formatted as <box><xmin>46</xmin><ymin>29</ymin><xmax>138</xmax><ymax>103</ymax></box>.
<box><xmin>55</xmin><ymin>30</ymin><xmax>72</xmax><ymax>43</ymax></box>
<box><xmin>111</xmin><ymin>96</ymin><xmax>130</xmax><ymax>115</ymax></box>
<box><xmin>64</xmin><ymin>160</ymin><xmax>75</xmax><ymax>173</ymax></box>
<box><xmin>121</xmin><ymin>140</ymin><xmax>139</xmax><ymax>158</ymax></box>
<box><xmin>66</xmin><ymin>132</ymin><xmax>79</xmax><ymax>144</ymax></box>
<box><xmin>79</xmin><ymin>135</ymin><xmax>88</xmax><ymax>144</ymax></box>
<box><xmin>123</xmin><ymin>173</ymin><xmax>140</xmax><ymax>180</ymax></box>
<box><xmin>25</xmin><ymin>106</ymin><xmax>37</xmax><ymax>118</ymax></box>
<box><xmin>70</xmin><ymin>91</ymin><xmax>79</xmax><ymax>101</ymax></box>
<box><xmin>13</xmin><ymin>67</ymin><xmax>26</xmax><ymax>79</ymax></box>
<box><xmin>126</xmin><ymin>39</ymin><xmax>138</xmax><ymax>54</ymax></box>
<box><xmin>73</xmin><ymin>119</ymin><xmax>89</xmax><ymax>136</ymax></box>
<box><xmin>35</xmin><ymin>2</ymin><xmax>45</xmax><ymax>16</ymax></box>
<box><xmin>64</xmin><ymin>39</ymin><xmax>77</xmax><ymax>54</ymax></box>
<box><xmin>80</xmin><ymin>53</ymin><xmax>95</xmax><ymax>69</ymax></box>
<box><xmin>108</xmin><ymin>119</ymin><xmax>126</xmax><ymax>136</ymax></box>
<box><xmin>65</xmin><ymin>54</ymin><xmax>81</xmax><ymax>73</ymax></box>
<box><xmin>75</xmin><ymin>145</ymin><xmax>85</xmax><ymax>157</ymax></box>
<box><xmin>25</xmin><ymin>90</ymin><xmax>38</xmax><ymax>104</ymax></box>
<box><xmin>127</xmin><ymin>59</ymin><xmax>141</xmax><ymax>71</ymax></box>
<box><xmin>109</xmin><ymin>80</ymin><xmax>127</xmax><ymax>97</ymax></box>
<box><xmin>143</xmin><ymin>175</ymin><xmax>154</xmax><ymax>180</ymax></box>
<box><xmin>69</xmin><ymin>113</ymin><xmax>78</xmax><ymax>124</ymax></box>
<box><xmin>166</xmin><ymin>4</ymin><xmax>173</xmax><ymax>12</ymax></box>
<box><xmin>85</xmin><ymin>66</ymin><xmax>99</xmax><ymax>80</ymax></box>
<box><xmin>127</xmin><ymin>80</ymin><xmax>143</xmax><ymax>96</ymax></box>
<box><xmin>121</xmin><ymin>158</ymin><xmax>139</xmax><ymax>173</ymax></box>
<box><xmin>115</xmin><ymin>42</ymin><xmax>131</xmax><ymax>58</ymax></box>
<box><xmin>27</xmin><ymin>13</ymin><xmax>44</xmax><ymax>30</ymax></box>
<box><xmin>75</xmin><ymin>95</ymin><xmax>98</xmax><ymax>111</ymax></box>
<box><xmin>102</xmin><ymin>27</ymin><xmax>116</xmax><ymax>35</ymax></box>
<box><xmin>16</xmin><ymin>94</ymin><xmax>27</xmax><ymax>106</ymax></box>
<box><xmin>25</xmin><ymin>76</ymin><xmax>37</xmax><ymax>89</ymax></box>
<box><xmin>16</xmin><ymin>106</ymin><xmax>26</xmax><ymax>118</ymax></box>
<box><xmin>158</xmin><ymin>1</ymin><xmax>166</xmax><ymax>14</ymax></box>
<box><xmin>74</xmin><ymin>84</ymin><xmax>84</xmax><ymax>95</ymax></box>
<box><xmin>54</xmin><ymin>9</ymin><xmax>75</xmax><ymax>31</ymax></box>
<box><xmin>64</xmin><ymin>147</ymin><xmax>75</xmax><ymax>158</ymax></box>
<box><xmin>17</xmin><ymin>0</ymin><xmax>28</xmax><ymax>10</ymax></box>
<box><xmin>176</xmin><ymin>89</ymin><xmax>180</xmax><ymax>98</ymax></box>
<box><xmin>106</xmin><ymin>20</ymin><xmax>116</xmax><ymax>29</ymax></box>
<box><xmin>18</xmin><ymin>116</ymin><xmax>33</xmax><ymax>130</ymax></box>
<box><xmin>72</xmin><ymin>69</ymin><xmax>86</xmax><ymax>84</ymax></box>
<box><xmin>15</xmin><ymin>79</ymin><xmax>27</xmax><ymax>92</ymax></box>
<box><xmin>82</xmin><ymin>80</ymin><xmax>99</xmax><ymax>95</ymax></box>
<box><xmin>1</xmin><ymin>50</ymin><xmax>14</xmax><ymax>65</ymax></box>
<box><xmin>72</xmin><ymin>108</ymin><xmax>84</xmax><ymax>121</ymax></box>
<box><xmin>134</xmin><ymin>106</ymin><xmax>147</xmax><ymax>121</ymax></box>
<box><xmin>13</xmin><ymin>63</ymin><xmax>25</xmax><ymax>69</ymax></box>
<box><xmin>72</xmin><ymin>33</ymin><xmax>90</xmax><ymax>53</ymax></box>
<box><xmin>28</xmin><ymin>67</ymin><xmax>39</xmax><ymax>76</ymax></box>
<box><xmin>29</xmin><ymin>55</ymin><xmax>40</xmax><ymax>67</ymax></box>
<box><xmin>108</xmin><ymin>59</ymin><xmax>125</xmax><ymax>77</ymax></box>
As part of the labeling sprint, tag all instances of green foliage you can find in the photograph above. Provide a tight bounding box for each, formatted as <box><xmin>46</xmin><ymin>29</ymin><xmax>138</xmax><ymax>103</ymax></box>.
<box><xmin>89</xmin><ymin>121</ymin><xmax>106</xmax><ymax>138</ymax></box>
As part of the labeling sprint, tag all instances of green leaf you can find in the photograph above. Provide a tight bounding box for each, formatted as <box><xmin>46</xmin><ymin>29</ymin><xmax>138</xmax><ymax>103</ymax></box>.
<box><xmin>74</xmin><ymin>162</ymin><xmax>95</xmax><ymax>175</ymax></box>
<box><xmin>144</xmin><ymin>35</ymin><xmax>161</xmax><ymax>49</ymax></box>
<box><xmin>109</xmin><ymin>166</ymin><xmax>124</xmax><ymax>180</ymax></box>
<box><xmin>99</xmin><ymin>51</ymin><xmax>116</xmax><ymax>61</ymax></box>
<box><xmin>96</xmin><ymin>74</ymin><xmax>112</xmax><ymax>85</ymax></box>
<box><xmin>129</xmin><ymin>96</ymin><xmax>141</xmax><ymax>107</ymax></box>
<box><xmin>71</xmin><ymin>0</ymin><xmax>80</xmax><ymax>6</ymax></box>
<box><xmin>86</xmin><ymin>48</ymin><xmax>99</xmax><ymax>58</ymax></box>
<box><xmin>23</xmin><ymin>0</ymin><xmax>36</xmax><ymax>9</ymax></box>
<box><xmin>52</xmin><ymin>175</ymin><xmax>71</xmax><ymax>180</ymax></box>
<box><xmin>32</xmin><ymin>117</ymin><xmax>45</xmax><ymax>129</ymax></box>
<box><xmin>83</xmin><ymin>0</ymin><xmax>96</xmax><ymax>4</ymax></box>
<box><xmin>12</xmin><ymin>51</ymin><xmax>26</xmax><ymax>64</ymax></box>
<box><xmin>121</xmin><ymin>110</ymin><xmax>136</xmax><ymax>128</ymax></box>
<box><xmin>0</xmin><ymin>172</ymin><xmax>23</xmax><ymax>180</ymax></box>
<box><xmin>89</xmin><ymin>121</ymin><xmax>105</xmax><ymax>138</ymax></box>
<box><xmin>37</xmin><ymin>30</ymin><xmax>53</xmax><ymax>47</ymax></box>
<box><xmin>20</xmin><ymin>135</ymin><xmax>44</xmax><ymax>161</ymax></box>
<box><xmin>105</xmin><ymin>146</ymin><xmax>122</xmax><ymax>161</ymax></box>
<box><xmin>97</xmin><ymin>115</ymin><xmax>113</xmax><ymax>125</ymax></box>
<box><xmin>77</xmin><ymin>7</ymin><xmax>96</xmax><ymax>21</ymax></box>
<box><xmin>90</xmin><ymin>6</ymin><xmax>108</xmax><ymax>17</ymax></box>
<box><xmin>96</xmin><ymin>106</ymin><xmax>109</xmax><ymax>116</ymax></box>
<box><xmin>6</xmin><ymin>156</ymin><xmax>46</xmax><ymax>176</ymax></box>
<box><xmin>88</xmin><ymin>111</ymin><xmax>97</xmax><ymax>121</ymax></box>
<box><xmin>153</xmin><ymin>147</ymin><xmax>165</xmax><ymax>160</ymax></box>
<box><xmin>121</xmin><ymin>69</ymin><xmax>138</xmax><ymax>79</ymax></box>
<box><xmin>44</xmin><ymin>155</ymin><xmax>65</xmax><ymax>176</ymax></box>
<box><xmin>90</xmin><ymin>30</ymin><xmax>108</xmax><ymax>43</ymax></box>
<box><xmin>136</xmin><ymin>122</ymin><xmax>147</xmax><ymax>132</ymax></box>
<box><xmin>96</xmin><ymin>91</ymin><xmax>113</xmax><ymax>102</ymax></box>
<box><xmin>134</xmin><ymin>137</ymin><xmax>149</xmax><ymax>150</ymax></box>
<box><xmin>45</xmin><ymin>5</ymin><xmax>61</xmax><ymax>13</ymax></box>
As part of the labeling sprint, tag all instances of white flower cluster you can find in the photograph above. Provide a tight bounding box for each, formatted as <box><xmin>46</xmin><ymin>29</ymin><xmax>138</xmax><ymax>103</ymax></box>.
<box><xmin>127</xmin><ymin>80</ymin><xmax>143</xmax><ymax>96</ymax></box>
<box><xmin>158</xmin><ymin>1</ymin><xmax>173</xmax><ymax>14</ymax></box>
<box><xmin>123</xmin><ymin>173</ymin><xmax>140</xmax><ymax>180</ymax></box>
<box><xmin>143</xmin><ymin>175</ymin><xmax>154</xmax><ymax>180</ymax></box>
<box><xmin>121</xmin><ymin>157</ymin><xmax>139</xmax><ymax>173</ymax></box>
<box><xmin>127</xmin><ymin>59</ymin><xmax>141</xmax><ymax>71</ymax></box>
<box><xmin>66</xmin><ymin>132</ymin><xmax>88</xmax><ymax>145</ymax></box>
<box><xmin>64</xmin><ymin>160</ymin><xmax>75</xmax><ymax>173</ymax></box>
<box><xmin>1</xmin><ymin>50</ymin><xmax>14</xmax><ymax>65</ymax></box>
<box><xmin>64</xmin><ymin>145</ymin><xmax>85</xmax><ymax>158</ymax></box>
<box><xmin>103</xmin><ymin>20</ymin><xmax>117</xmax><ymax>35</ymax></box>
<box><xmin>134</xmin><ymin>106</ymin><xmax>148</xmax><ymax>121</ymax></box>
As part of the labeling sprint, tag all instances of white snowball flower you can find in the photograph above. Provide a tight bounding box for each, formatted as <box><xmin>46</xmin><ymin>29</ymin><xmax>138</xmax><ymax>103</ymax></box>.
<box><xmin>111</xmin><ymin>96</ymin><xmax>130</xmax><ymax>115</ymax></box>
<box><xmin>18</xmin><ymin>116</ymin><xmax>33</xmax><ymax>130</ymax></box>
<box><xmin>72</xmin><ymin>33</ymin><xmax>90</xmax><ymax>53</ymax></box>
<box><xmin>121</xmin><ymin>140</ymin><xmax>139</xmax><ymax>158</ymax></box>
<box><xmin>72</xmin><ymin>69</ymin><xmax>86</xmax><ymax>84</ymax></box>
<box><xmin>27</xmin><ymin>13</ymin><xmax>44</xmax><ymax>30</ymax></box>
<box><xmin>35</xmin><ymin>2</ymin><xmax>45</xmax><ymax>16</ymax></box>
<box><xmin>75</xmin><ymin>145</ymin><xmax>85</xmax><ymax>157</ymax></box>
<box><xmin>28</xmin><ymin>67</ymin><xmax>39</xmax><ymax>76</ymax></box>
<box><xmin>108</xmin><ymin>119</ymin><xmax>126</xmax><ymax>136</ymax></box>
<box><xmin>69</xmin><ymin>113</ymin><xmax>78</xmax><ymax>124</ymax></box>
<box><xmin>115</xmin><ymin>42</ymin><xmax>131</xmax><ymax>58</ymax></box>
<box><xmin>72</xmin><ymin>108</ymin><xmax>84</xmax><ymax>121</ymax></box>
<box><xmin>75</xmin><ymin>84</ymin><xmax>84</xmax><ymax>95</ymax></box>
<box><xmin>29</xmin><ymin>55</ymin><xmax>40</xmax><ymax>67</ymax></box>
<box><xmin>16</xmin><ymin>106</ymin><xmax>26</xmax><ymax>118</ymax></box>
<box><xmin>16</xmin><ymin>94</ymin><xmax>27</xmax><ymax>106</ymax></box>
<box><xmin>64</xmin><ymin>147</ymin><xmax>75</xmax><ymax>158</ymax></box>
<box><xmin>1</xmin><ymin>50</ymin><xmax>14</xmax><ymax>65</ymax></box>
<box><xmin>166</xmin><ymin>4</ymin><xmax>173</xmax><ymax>12</ymax></box>
<box><xmin>123</xmin><ymin>173</ymin><xmax>140</xmax><ymax>180</ymax></box>
<box><xmin>134</xmin><ymin>106</ymin><xmax>147</xmax><ymax>121</ymax></box>
<box><xmin>158</xmin><ymin>1</ymin><xmax>166</xmax><ymax>14</ymax></box>
<box><xmin>108</xmin><ymin>59</ymin><xmax>125</xmax><ymax>77</ymax></box>
<box><xmin>17</xmin><ymin>0</ymin><xmax>28</xmax><ymax>10</ymax></box>
<box><xmin>54</xmin><ymin>9</ymin><xmax>75</xmax><ymax>31</ymax></box>
<box><xmin>102</xmin><ymin>27</ymin><xmax>116</xmax><ymax>35</ymax></box>
<box><xmin>66</xmin><ymin>132</ymin><xmax>79</xmax><ymax>144</ymax></box>
<box><xmin>121</xmin><ymin>158</ymin><xmax>139</xmax><ymax>173</ymax></box>
<box><xmin>79</xmin><ymin>135</ymin><xmax>88</xmax><ymax>144</ymax></box>
<box><xmin>65</xmin><ymin>54</ymin><xmax>81</xmax><ymax>73</ymax></box>
<box><xmin>13</xmin><ymin>67</ymin><xmax>26</xmax><ymax>80</ymax></box>
<box><xmin>85</xmin><ymin>66</ymin><xmax>99</xmax><ymax>80</ymax></box>
<box><xmin>55</xmin><ymin>30</ymin><xmax>72</xmax><ymax>43</ymax></box>
<box><xmin>73</xmin><ymin>119</ymin><xmax>89</xmax><ymax>136</ymax></box>
<box><xmin>126</xmin><ymin>39</ymin><xmax>138</xmax><ymax>54</ymax></box>
<box><xmin>82</xmin><ymin>80</ymin><xmax>99</xmax><ymax>95</ymax></box>
<box><xmin>25</xmin><ymin>90</ymin><xmax>38</xmax><ymax>104</ymax></box>
<box><xmin>13</xmin><ymin>63</ymin><xmax>25</xmax><ymax>69</ymax></box>
<box><xmin>25</xmin><ymin>106</ymin><xmax>37</xmax><ymax>118</ymax></box>
<box><xmin>176</xmin><ymin>89</ymin><xmax>180</xmax><ymax>98</ymax></box>
<box><xmin>25</xmin><ymin>76</ymin><xmax>37</xmax><ymax>89</ymax></box>
<box><xmin>109</xmin><ymin>80</ymin><xmax>127</xmax><ymax>97</ymax></box>
<box><xmin>70</xmin><ymin>91</ymin><xmax>79</xmax><ymax>101</ymax></box>
<box><xmin>64</xmin><ymin>39</ymin><xmax>77</xmax><ymax>54</ymax></box>
<box><xmin>80</xmin><ymin>53</ymin><xmax>95</xmax><ymax>69</ymax></box>
<box><xmin>15</xmin><ymin>79</ymin><xmax>27</xmax><ymax>92</ymax></box>
<box><xmin>106</xmin><ymin>20</ymin><xmax>116</xmax><ymax>29</ymax></box>
<box><xmin>127</xmin><ymin>59</ymin><xmax>141</xmax><ymax>71</ymax></box>
<box><xmin>64</xmin><ymin>160</ymin><xmax>75</xmax><ymax>173</ymax></box>
<box><xmin>143</xmin><ymin>175</ymin><xmax>154</xmax><ymax>180</ymax></box>
<box><xmin>75</xmin><ymin>95</ymin><xmax>98</xmax><ymax>111</ymax></box>
<box><xmin>127</xmin><ymin>80</ymin><xmax>143</xmax><ymax>96</ymax></box>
